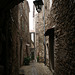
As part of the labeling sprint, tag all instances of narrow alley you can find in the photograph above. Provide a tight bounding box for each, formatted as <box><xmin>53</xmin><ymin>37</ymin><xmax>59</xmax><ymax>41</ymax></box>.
<box><xmin>0</xmin><ymin>0</ymin><xmax>75</xmax><ymax>75</ymax></box>
<box><xmin>19</xmin><ymin>61</ymin><xmax>52</xmax><ymax>75</ymax></box>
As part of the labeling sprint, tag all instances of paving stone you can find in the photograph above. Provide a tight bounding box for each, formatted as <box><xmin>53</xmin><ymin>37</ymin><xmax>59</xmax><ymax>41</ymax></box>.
<box><xmin>19</xmin><ymin>62</ymin><xmax>52</xmax><ymax>75</ymax></box>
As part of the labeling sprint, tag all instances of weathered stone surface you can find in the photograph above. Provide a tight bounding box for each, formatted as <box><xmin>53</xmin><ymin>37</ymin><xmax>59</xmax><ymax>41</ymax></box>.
<box><xmin>49</xmin><ymin>0</ymin><xmax>75</xmax><ymax>75</ymax></box>
<box><xmin>35</xmin><ymin>0</ymin><xmax>50</xmax><ymax>64</ymax></box>
<box><xmin>0</xmin><ymin>0</ymin><xmax>30</xmax><ymax>75</ymax></box>
<box><xmin>35</xmin><ymin>0</ymin><xmax>75</xmax><ymax>75</ymax></box>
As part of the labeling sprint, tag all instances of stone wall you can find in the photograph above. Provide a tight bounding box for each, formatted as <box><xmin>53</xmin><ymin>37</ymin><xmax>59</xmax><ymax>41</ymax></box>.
<box><xmin>10</xmin><ymin>5</ymin><xmax>19</xmax><ymax>75</ymax></box>
<box><xmin>0</xmin><ymin>0</ymin><xmax>30</xmax><ymax>75</ymax></box>
<box><xmin>0</xmin><ymin>6</ymin><xmax>19</xmax><ymax>75</ymax></box>
<box><xmin>49</xmin><ymin>0</ymin><xmax>75</xmax><ymax>74</ymax></box>
<box><xmin>35</xmin><ymin>0</ymin><xmax>75</xmax><ymax>74</ymax></box>
<box><xmin>35</xmin><ymin>0</ymin><xmax>50</xmax><ymax>63</ymax></box>
<box><xmin>18</xmin><ymin>1</ymin><xmax>30</xmax><ymax>66</ymax></box>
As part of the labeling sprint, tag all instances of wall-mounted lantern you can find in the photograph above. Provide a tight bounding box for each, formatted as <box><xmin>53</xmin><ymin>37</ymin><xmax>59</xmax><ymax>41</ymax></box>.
<box><xmin>33</xmin><ymin>0</ymin><xmax>44</xmax><ymax>13</ymax></box>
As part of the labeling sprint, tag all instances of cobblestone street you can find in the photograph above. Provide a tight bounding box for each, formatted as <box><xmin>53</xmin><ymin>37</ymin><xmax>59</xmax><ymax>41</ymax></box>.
<box><xmin>19</xmin><ymin>61</ymin><xmax>52</xmax><ymax>75</ymax></box>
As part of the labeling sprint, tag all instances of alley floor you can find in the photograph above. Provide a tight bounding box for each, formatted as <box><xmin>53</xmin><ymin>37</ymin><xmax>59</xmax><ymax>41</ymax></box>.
<box><xmin>19</xmin><ymin>61</ymin><xmax>52</xmax><ymax>75</ymax></box>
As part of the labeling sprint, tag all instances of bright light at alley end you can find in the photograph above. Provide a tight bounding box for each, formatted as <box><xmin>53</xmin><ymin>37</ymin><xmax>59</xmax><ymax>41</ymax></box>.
<box><xmin>33</xmin><ymin>0</ymin><xmax>44</xmax><ymax>13</ymax></box>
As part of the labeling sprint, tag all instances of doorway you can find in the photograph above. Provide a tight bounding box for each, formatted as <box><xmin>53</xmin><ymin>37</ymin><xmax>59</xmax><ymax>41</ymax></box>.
<box><xmin>49</xmin><ymin>28</ymin><xmax>54</xmax><ymax>73</ymax></box>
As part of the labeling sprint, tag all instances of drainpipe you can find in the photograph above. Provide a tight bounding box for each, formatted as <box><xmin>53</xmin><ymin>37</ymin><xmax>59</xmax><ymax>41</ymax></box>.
<box><xmin>43</xmin><ymin>0</ymin><xmax>46</xmax><ymax>65</ymax></box>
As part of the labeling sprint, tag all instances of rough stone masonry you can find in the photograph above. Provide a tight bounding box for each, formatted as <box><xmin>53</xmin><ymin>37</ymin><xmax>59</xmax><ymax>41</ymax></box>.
<box><xmin>49</xmin><ymin>0</ymin><xmax>75</xmax><ymax>75</ymax></box>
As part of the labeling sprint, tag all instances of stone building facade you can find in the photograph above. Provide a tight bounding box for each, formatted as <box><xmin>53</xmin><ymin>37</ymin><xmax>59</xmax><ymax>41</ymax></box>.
<box><xmin>34</xmin><ymin>0</ymin><xmax>50</xmax><ymax>64</ymax></box>
<box><xmin>0</xmin><ymin>0</ymin><xmax>30</xmax><ymax>75</ymax></box>
<box><xmin>35</xmin><ymin>0</ymin><xmax>75</xmax><ymax>75</ymax></box>
<box><xmin>18</xmin><ymin>0</ymin><xmax>30</xmax><ymax>66</ymax></box>
<box><xmin>50</xmin><ymin>0</ymin><xmax>75</xmax><ymax>75</ymax></box>
<box><xmin>45</xmin><ymin>0</ymin><xmax>75</xmax><ymax>75</ymax></box>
